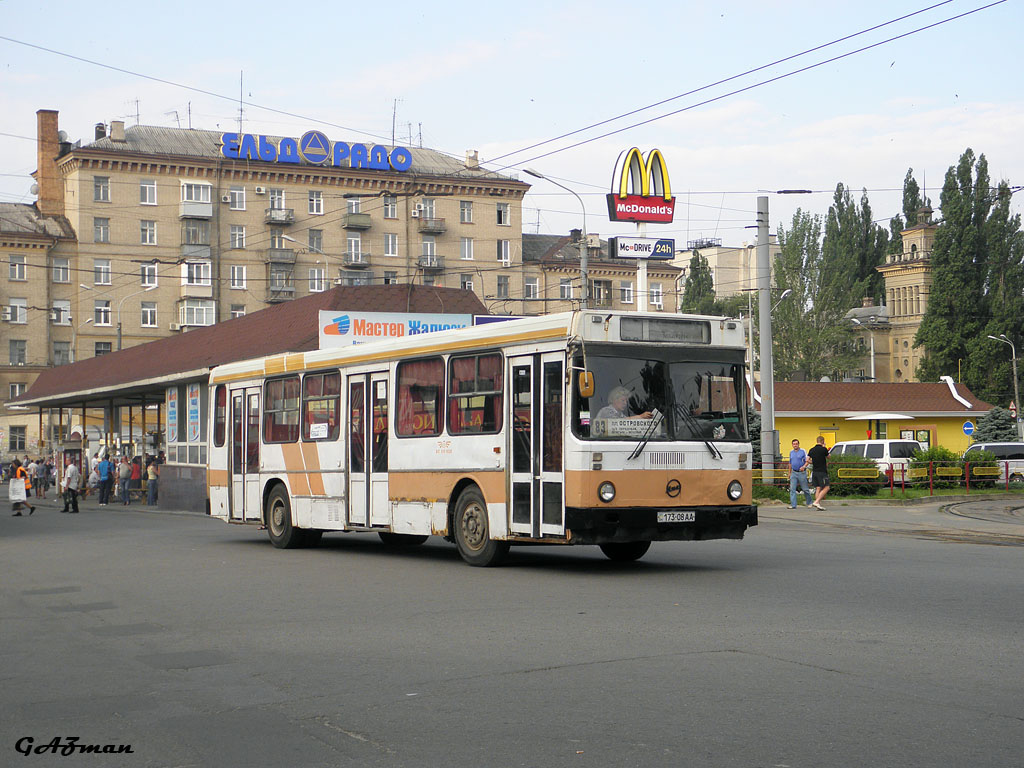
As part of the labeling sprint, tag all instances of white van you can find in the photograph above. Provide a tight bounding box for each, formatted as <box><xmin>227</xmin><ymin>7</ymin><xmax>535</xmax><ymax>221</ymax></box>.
<box><xmin>963</xmin><ymin>442</ymin><xmax>1024</xmax><ymax>483</ymax></box>
<box><xmin>828</xmin><ymin>439</ymin><xmax>924</xmax><ymax>477</ymax></box>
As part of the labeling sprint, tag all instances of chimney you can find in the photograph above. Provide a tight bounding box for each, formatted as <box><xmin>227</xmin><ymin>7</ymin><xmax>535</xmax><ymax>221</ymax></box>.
<box><xmin>95</xmin><ymin>122</ymin><xmax>107</xmax><ymax>140</ymax></box>
<box><xmin>862</xmin><ymin>297</ymin><xmax>875</xmax><ymax>308</ymax></box>
<box><xmin>35</xmin><ymin>109</ymin><xmax>64</xmax><ymax>217</ymax></box>
<box><xmin>465</xmin><ymin>150</ymin><xmax>479</xmax><ymax>169</ymax></box>
<box><xmin>110</xmin><ymin>120</ymin><xmax>126</xmax><ymax>142</ymax></box>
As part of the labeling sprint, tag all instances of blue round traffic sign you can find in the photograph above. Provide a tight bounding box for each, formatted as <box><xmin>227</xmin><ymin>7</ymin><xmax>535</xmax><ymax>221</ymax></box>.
<box><xmin>963</xmin><ymin>421</ymin><xmax>975</xmax><ymax>436</ymax></box>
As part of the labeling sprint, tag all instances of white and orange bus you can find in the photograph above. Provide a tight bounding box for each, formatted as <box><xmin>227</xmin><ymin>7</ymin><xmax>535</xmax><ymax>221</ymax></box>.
<box><xmin>207</xmin><ymin>311</ymin><xmax>757</xmax><ymax>565</ymax></box>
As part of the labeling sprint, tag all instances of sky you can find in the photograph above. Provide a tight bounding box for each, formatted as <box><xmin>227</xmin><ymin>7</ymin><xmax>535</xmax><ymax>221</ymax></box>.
<box><xmin>1</xmin><ymin>0</ymin><xmax>1021</xmax><ymax>248</ymax></box>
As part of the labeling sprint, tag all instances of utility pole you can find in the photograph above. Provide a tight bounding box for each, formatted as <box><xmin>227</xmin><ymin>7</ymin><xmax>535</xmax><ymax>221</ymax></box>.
<box><xmin>756</xmin><ymin>196</ymin><xmax>777</xmax><ymax>476</ymax></box>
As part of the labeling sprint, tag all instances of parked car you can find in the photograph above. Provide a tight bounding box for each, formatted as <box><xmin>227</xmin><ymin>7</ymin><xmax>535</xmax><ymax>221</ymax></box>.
<box><xmin>963</xmin><ymin>442</ymin><xmax>1024</xmax><ymax>483</ymax></box>
<box><xmin>829</xmin><ymin>439</ymin><xmax>924</xmax><ymax>478</ymax></box>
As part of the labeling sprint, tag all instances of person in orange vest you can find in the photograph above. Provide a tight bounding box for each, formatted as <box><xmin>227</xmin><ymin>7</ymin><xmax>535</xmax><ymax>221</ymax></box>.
<box><xmin>11</xmin><ymin>458</ymin><xmax>35</xmax><ymax>516</ymax></box>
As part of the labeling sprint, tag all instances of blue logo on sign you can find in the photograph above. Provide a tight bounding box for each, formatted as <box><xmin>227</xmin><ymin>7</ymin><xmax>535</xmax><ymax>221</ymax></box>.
<box><xmin>326</xmin><ymin>315</ymin><xmax>351</xmax><ymax>336</ymax></box>
<box><xmin>299</xmin><ymin>131</ymin><xmax>331</xmax><ymax>164</ymax></box>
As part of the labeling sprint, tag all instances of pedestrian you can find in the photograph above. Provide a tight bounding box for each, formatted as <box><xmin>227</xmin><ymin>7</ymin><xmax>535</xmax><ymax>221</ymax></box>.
<box><xmin>27</xmin><ymin>457</ymin><xmax>38</xmax><ymax>498</ymax></box>
<box><xmin>808</xmin><ymin>436</ymin><xmax>830</xmax><ymax>510</ymax></box>
<box><xmin>146</xmin><ymin>458</ymin><xmax>159</xmax><ymax>506</ymax></box>
<box><xmin>10</xmin><ymin>458</ymin><xmax>35</xmax><ymax>516</ymax></box>
<box><xmin>787</xmin><ymin>438</ymin><xmax>813</xmax><ymax>509</ymax></box>
<box><xmin>118</xmin><ymin>455</ymin><xmax>132</xmax><ymax>505</ymax></box>
<box><xmin>97</xmin><ymin>453</ymin><xmax>114</xmax><ymax>506</ymax></box>
<box><xmin>130</xmin><ymin>456</ymin><xmax>141</xmax><ymax>493</ymax></box>
<box><xmin>37</xmin><ymin>458</ymin><xmax>50</xmax><ymax>500</ymax></box>
<box><xmin>60</xmin><ymin>456</ymin><xmax>80</xmax><ymax>514</ymax></box>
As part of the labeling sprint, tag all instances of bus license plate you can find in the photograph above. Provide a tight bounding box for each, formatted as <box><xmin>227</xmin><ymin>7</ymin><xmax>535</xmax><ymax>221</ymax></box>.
<box><xmin>658</xmin><ymin>511</ymin><xmax>695</xmax><ymax>523</ymax></box>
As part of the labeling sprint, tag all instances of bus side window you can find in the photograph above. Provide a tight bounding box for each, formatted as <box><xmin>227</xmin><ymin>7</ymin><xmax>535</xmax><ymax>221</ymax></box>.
<box><xmin>448</xmin><ymin>353</ymin><xmax>503</xmax><ymax>435</ymax></box>
<box><xmin>396</xmin><ymin>358</ymin><xmax>444</xmax><ymax>437</ymax></box>
<box><xmin>264</xmin><ymin>375</ymin><xmax>300</xmax><ymax>443</ymax></box>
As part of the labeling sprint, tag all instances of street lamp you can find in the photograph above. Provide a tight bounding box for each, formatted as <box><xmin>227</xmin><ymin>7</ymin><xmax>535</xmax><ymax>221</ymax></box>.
<box><xmin>771</xmin><ymin>288</ymin><xmax>793</xmax><ymax>312</ymax></box>
<box><xmin>523</xmin><ymin>168</ymin><xmax>588</xmax><ymax>308</ymax></box>
<box><xmin>987</xmin><ymin>333</ymin><xmax>1022</xmax><ymax>438</ymax></box>
<box><xmin>281</xmin><ymin>234</ymin><xmax>324</xmax><ymax>255</ymax></box>
<box><xmin>117</xmin><ymin>285</ymin><xmax>158</xmax><ymax>350</ymax></box>
<box><xmin>852</xmin><ymin>316</ymin><xmax>876</xmax><ymax>381</ymax></box>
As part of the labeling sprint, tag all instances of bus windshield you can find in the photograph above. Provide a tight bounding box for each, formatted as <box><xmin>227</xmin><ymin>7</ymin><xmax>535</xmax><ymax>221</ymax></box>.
<box><xmin>573</xmin><ymin>349</ymin><xmax>748</xmax><ymax>442</ymax></box>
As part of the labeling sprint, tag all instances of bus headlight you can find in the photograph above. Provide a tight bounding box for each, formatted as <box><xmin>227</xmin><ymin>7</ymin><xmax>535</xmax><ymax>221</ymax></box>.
<box><xmin>598</xmin><ymin>482</ymin><xmax>616</xmax><ymax>503</ymax></box>
<box><xmin>727</xmin><ymin>480</ymin><xmax>743</xmax><ymax>500</ymax></box>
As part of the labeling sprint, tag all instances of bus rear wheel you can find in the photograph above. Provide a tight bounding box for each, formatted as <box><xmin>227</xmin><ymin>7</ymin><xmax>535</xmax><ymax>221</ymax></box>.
<box><xmin>599</xmin><ymin>541</ymin><xmax>651</xmax><ymax>562</ymax></box>
<box><xmin>379</xmin><ymin>532</ymin><xmax>429</xmax><ymax>546</ymax></box>
<box><xmin>453</xmin><ymin>486</ymin><xmax>508</xmax><ymax>567</ymax></box>
<box><xmin>266</xmin><ymin>485</ymin><xmax>315</xmax><ymax>549</ymax></box>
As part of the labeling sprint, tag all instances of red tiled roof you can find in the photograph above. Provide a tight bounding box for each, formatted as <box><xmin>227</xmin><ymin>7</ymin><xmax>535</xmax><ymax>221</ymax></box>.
<box><xmin>760</xmin><ymin>381</ymin><xmax>991</xmax><ymax>414</ymax></box>
<box><xmin>18</xmin><ymin>285</ymin><xmax>488</xmax><ymax>407</ymax></box>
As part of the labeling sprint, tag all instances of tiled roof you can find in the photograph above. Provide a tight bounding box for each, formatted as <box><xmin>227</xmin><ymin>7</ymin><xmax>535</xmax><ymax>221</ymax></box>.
<box><xmin>16</xmin><ymin>285</ymin><xmax>489</xmax><ymax>408</ymax></box>
<box><xmin>0</xmin><ymin>203</ymin><xmax>75</xmax><ymax>239</ymax></box>
<box><xmin>766</xmin><ymin>381</ymin><xmax>991</xmax><ymax>415</ymax></box>
<box><xmin>84</xmin><ymin>126</ymin><xmax>524</xmax><ymax>183</ymax></box>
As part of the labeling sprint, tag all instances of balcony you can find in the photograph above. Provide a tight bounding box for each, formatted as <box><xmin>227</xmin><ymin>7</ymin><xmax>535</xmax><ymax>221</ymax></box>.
<box><xmin>264</xmin><ymin>248</ymin><xmax>296</xmax><ymax>264</ymax></box>
<box><xmin>417</xmin><ymin>217</ymin><xmax>446</xmax><ymax>234</ymax></box>
<box><xmin>418</xmin><ymin>254</ymin><xmax>444</xmax><ymax>271</ymax></box>
<box><xmin>179</xmin><ymin>201</ymin><xmax>213</xmax><ymax>219</ymax></box>
<box><xmin>343</xmin><ymin>251</ymin><xmax>372</xmax><ymax>268</ymax></box>
<box><xmin>264</xmin><ymin>207</ymin><xmax>295</xmax><ymax>224</ymax></box>
<box><xmin>181</xmin><ymin>243</ymin><xmax>211</xmax><ymax>260</ymax></box>
<box><xmin>342</xmin><ymin>212</ymin><xmax>372</xmax><ymax>229</ymax></box>
<box><xmin>266</xmin><ymin>286</ymin><xmax>295</xmax><ymax>303</ymax></box>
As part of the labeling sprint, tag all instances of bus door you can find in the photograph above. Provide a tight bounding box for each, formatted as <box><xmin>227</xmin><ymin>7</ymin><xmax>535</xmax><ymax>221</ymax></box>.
<box><xmin>508</xmin><ymin>353</ymin><xmax>565</xmax><ymax>538</ymax></box>
<box><xmin>347</xmin><ymin>372</ymin><xmax>390</xmax><ymax>528</ymax></box>
<box><xmin>229</xmin><ymin>387</ymin><xmax>262</xmax><ymax>522</ymax></box>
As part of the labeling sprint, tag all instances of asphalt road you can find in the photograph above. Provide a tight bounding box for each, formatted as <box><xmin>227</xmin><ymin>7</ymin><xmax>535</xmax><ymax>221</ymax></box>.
<box><xmin>2</xmin><ymin>495</ymin><xmax>1022</xmax><ymax>768</ymax></box>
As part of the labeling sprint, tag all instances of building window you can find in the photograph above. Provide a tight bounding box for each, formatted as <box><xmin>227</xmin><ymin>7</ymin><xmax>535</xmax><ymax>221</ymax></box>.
<box><xmin>460</xmin><ymin>200</ymin><xmax>473</xmax><ymax>223</ymax></box>
<box><xmin>140</xmin><ymin>263</ymin><xmax>157</xmax><ymax>287</ymax></box>
<box><xmin>141</xmin><ymin>301</ymin><xmax>157</xmax><ymax>327</ymax></box>
<box><xmin>9</xmin><ymin>254</ymin><xmax>26</xmax><ymax>281</ymax></box>
<box><xmin>229</xmin><ymin>186</ymin><xmax>245</xmax><ymax>210</ymax></box>
<box><xmin>384</xmin><ymin>233</ymin><xmax>398</xmax><ymax>257</ymax></box>
<box><xmin>52</xmin><ymin>258</ymin><xmax>70</xmax><ymax>283</ymax></box>
<box><xmin>591</xmin><ymin>280</ymin><xmax>612</xmax><ymax>307</ymax></box>
<box><xmin>183</xmin><ymin>218</ymin><xmax>210</xmax><ymax>245</ymax></box>
<box><xmin>309</xmin><ymin>229</ymin><xmax>323</xmax><ymax>254</ymax></box>
<box><xmin>180</xmin><ymin>299</ymin><xmax>215</xmax><ymax>326</ymax></box>
<box><xmin>230</xmin><ymin>304</ymin><xmax>246</xmax><ymax>319</ymax></box>
<box><xmin>339</xmin><ymin>271</ymin><xmax>371</xmax><ymax>287</ymax></box>
<box><xmin>460</xmin><ymin>273</ymin><xmax>474</xmax><ymax>291</ymax></box>
<box><xmin>93</xmin><ymin>176</ymin><xmax>110</xmax><ymax>202</ymax></box>
<box><xmin>94</xmin><ymin>217</ymin><xmax>110</xmax><ymax>243</ymax></box>
<box><xmin>309</xmin><ymin>267</ymin><xmax>325</xmax><ymax>293</ymax></box>
<box><xmin>9</xmin><ymin>382</ymin><xmax>26</xmax><ymax>399</ymax></box>
<box><xmin>269</xmin><ymin>188</ymin><xmax>285</xmax><ymax>209</ymax></box>
<box><xmin>560</xmin><ymin>279</ymin><xmax>573</xmax><ymax>300</ymax></box>
<box><xmin>140</xmin><ymin>179</ymin><xmax>157</xmax><ymax>205</ymax></box>
<box><xmin>650</xmin><ymin>283</ymin><xmax>664</xmax><ymax>308</ymax></box>
<box><xmin>140</xmin><ymin>220</ymin><xmax>157</xmax><ymax>245</ymax></box>
<box><xmin>53</xmin><ymin>341</ymin><xmax>71</xmax><ymax>366</ymax></box>
<box><xmin>460</xmin><ymin>237</ymin><xmax>474</xmax><ymax>260</ymax></box>
<box><xmin>230</xmin><ymin>225</ymin><xmax>246</xmax><ymax>249</ymax></box>
<box><xmin>51</xmin><ymin>300</ymin><xmax>71</xmax><ymax>325</ymax></box>
<box><xmin>94</xmin><ymin>300</ymin><xmax>111</xmax><ymax>326</ymax></box>
<box><xmin>309</xmin><ymin>190</ymin><xmax>323</xmax><ymax>215</ymax></box>
<box><xmin>94</xmin><ymin>259</ymin><xmax>112</xmax><ymax>285</ymax></box>
<box><xmin>181</xmin><ymin>183</ymin><xmax>211</xmax><ymax>203</ymax></box>
<box><xmin>95</xmin><ymin>341</ymin><xmax>112</xmax><ymax>356</ymax></box>
<box><xmin>384</xmin><ymin>270</ymin><xmax>398</xmax><ymax>285</ymax></box>
<box><xmin>9</xmin><ymin>425</ymin><xmax>26</xmax><ymax>451</ymax></box>
<box><xmin>9</xmin><ymin>339</ymin><xmax>26</xmax><ymax>365</ymax></box>
<box><xmin>346</xmin><ymin>232</ymin><xmax>362</xmax><ymax>257</ymax></box>
<box><xmin>383</xmin><ymin>195</ymin><xmax>397</xmax><ymax>218</ymax></box>
<box><xmin>496</xmin><ymin>240</ymin><xmax>511</xmax><ymax>264</ymax></box>
<box><xmin>620</xmin><ymin>281</ymin><xmax>634</xmax><ymax>304</ymax></box>
<box><xmin>524</xmin><ymin>278</ymin><xmax>538</xmax><ymax>300</ymax></box>
<box><xmin>230</xmin><ymin>265</ymin><xmax>246</xmax><ymax>289</ymax></box>
<box><xmin>269</xmin><ymin>267</ymin><xmax>293</xmax><ymax>290</ymax></box>
<box><xmin>185</xmin><ymin>261</ymin><xmax>212</xmax><ymax>286</ymax></box>
<box><xmin>9</xmin><ymin>298</ymin><xmax>27</xmax><ymax>324</ymax></box>
<box><xmin>346</xmin><ymin>196</ymin><xmax>361</xmax><ymax>213</ymax></box>
<box><xmin>496</xmin><ymin>202</ymin><xmax>510</xmax><ymax>226</ymax></box>
<box><xmin>420</xmin><ymin>198</ymin><xmax>436</xmax><ymax>218</ymax></box>
<box><xmin>421</xmin><ymin>235</ymin><xmax>436</xmax><ymax>257</ymax></box>
<box><xmin>269</xmin><ymin>228</ymin><xmax>284</xmax><ymax>249</ymax></box>
<box><xmin>497</xmin><ymin>275</ymin><xmax>509</xmax><ymax>299</ymax></box>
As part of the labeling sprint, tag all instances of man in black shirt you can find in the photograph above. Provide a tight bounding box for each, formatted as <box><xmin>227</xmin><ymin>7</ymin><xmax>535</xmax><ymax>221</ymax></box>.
<box><xmin>807</xmin><ymin>435</ymin><xmax>830</xmax><ymax>511</ymax></box>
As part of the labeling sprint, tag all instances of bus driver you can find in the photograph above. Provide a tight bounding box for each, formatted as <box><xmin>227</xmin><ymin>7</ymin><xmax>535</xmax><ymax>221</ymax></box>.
<box><xmin>596</xmin><ymin>386</ymin><xmax>652</xmax><ymax>420</ymax></box>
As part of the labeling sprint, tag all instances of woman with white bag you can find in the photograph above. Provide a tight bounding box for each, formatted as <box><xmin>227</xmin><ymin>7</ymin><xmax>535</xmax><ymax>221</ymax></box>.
<box><xmin>10</xmin><ymin>458</ymin><xmax>35</xmax><ymax>516</ymax></box>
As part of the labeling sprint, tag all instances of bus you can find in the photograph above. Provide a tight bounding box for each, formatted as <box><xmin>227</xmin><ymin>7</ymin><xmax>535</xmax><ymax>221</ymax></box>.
<box><xmin>206</xmin><ymin>311</ymin><xmax>757</xmax><ymax>566</ymax></box>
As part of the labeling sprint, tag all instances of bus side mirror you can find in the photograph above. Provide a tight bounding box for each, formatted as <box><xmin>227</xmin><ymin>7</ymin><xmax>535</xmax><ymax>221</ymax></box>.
<box><xmin>578</xmin><ymin>371</ymin><xmax>595</xmax><ymax>398</ymax></box>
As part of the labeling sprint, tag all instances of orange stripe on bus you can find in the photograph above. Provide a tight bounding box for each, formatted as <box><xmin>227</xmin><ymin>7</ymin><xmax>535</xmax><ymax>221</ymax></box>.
<box><xmin>281</xmin><ymin>443</ymin><xmax>311</xmax><ymax>495</ymax></box>
<box><xmin>301</xmin><ymin>442</ymin><xmax>326</xmax><ymax>495</ymax></box>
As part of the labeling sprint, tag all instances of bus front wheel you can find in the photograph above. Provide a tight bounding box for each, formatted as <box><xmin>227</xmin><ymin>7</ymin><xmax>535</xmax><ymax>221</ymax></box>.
<box><xmin>599</xmin><ymin>541</ymin><xmax>651</xmax><ymax>562</ymax></box>
<box><xmin>453</xmin><ymin>486</ymin><xmax>509</xmax><ymax>567</ymax></box>
<box><xmin>266</xmin><ymin>485</ymin><xmax>314</xmax><ymax>549</ymax></box>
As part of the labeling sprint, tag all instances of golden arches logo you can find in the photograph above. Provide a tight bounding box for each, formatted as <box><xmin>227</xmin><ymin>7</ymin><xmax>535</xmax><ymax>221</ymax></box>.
<box><xmin>612</xmin><ymin>147</ymin><xmax>672</xmax><ymax>201</ymax></box>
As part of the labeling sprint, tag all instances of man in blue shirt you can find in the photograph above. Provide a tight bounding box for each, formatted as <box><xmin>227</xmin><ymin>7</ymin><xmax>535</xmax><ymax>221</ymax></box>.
<box><xmin>788</xmin><ymin>438</ymin><xmax>812</xmax><ymax>509</ymax></box>
<box><xmin>97</xmin><ymin>453</ymin><xmax>114</xmax><ymax>506</ymax></box>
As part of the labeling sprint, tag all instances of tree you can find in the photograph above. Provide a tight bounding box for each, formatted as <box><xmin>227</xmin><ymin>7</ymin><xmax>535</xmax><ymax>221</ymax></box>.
<box><xmin>770</xmin><ymin>209</ymin><xmax>861</xmax><ymax>380</ymax></box>
<box><xmin>680</xmin><ymin>250</ymin><xmax>717</xmax><ymax>315</ymax></box>
<box><xmin>889</xmin><ymin>169</ymin><xmax>926</xmax><ymax>254</ymax></box>
<box><xmin>820</xmin><ymin>184</ymin><xmax>890</xmax><ymax>304</ymax></box>
<box><xmin>971</xmin><ymin>406</ymin><xmax>1018</xmax><ymax>443</ymax></box>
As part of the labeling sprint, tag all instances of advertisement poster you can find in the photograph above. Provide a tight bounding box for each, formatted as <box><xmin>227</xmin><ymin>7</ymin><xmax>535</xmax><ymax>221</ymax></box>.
<box><xmin>187</xmin><ymin>383</ymin><xmax>201</xmax><ymax>442</ymax></box>
<box><xmin>166</xmin><ymin>387</ymin><xmax>178</xmax><ymax>444</ymax></box>
<box><xmin>319</xmin><ymin>311</ymin><xmax>472</xmax><ymax>348</ymax></box>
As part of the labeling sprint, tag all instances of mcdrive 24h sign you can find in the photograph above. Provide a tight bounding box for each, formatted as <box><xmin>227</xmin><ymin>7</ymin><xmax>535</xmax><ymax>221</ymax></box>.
<box><xmin>606</xmin><ymin>147</ymin><xmax>675</xmax><ymax>224</ymax></box>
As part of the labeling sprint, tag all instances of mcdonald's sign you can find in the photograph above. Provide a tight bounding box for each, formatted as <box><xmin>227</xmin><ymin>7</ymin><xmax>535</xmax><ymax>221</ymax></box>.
<box><xmin>606</xmin><ymin>147</ymin><xmax>675</xmax><ymax>223</ymax></box>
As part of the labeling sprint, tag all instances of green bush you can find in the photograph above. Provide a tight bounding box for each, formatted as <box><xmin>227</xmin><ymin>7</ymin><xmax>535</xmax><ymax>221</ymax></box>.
<box><xmin>909</xmin><ymin>445</ymin><xmax>965</xmax><ymax>489</ymax></box>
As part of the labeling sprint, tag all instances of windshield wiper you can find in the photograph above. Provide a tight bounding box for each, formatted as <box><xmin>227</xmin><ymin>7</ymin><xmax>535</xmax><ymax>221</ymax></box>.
<box><xmin>627</xmin><ymin>408</ymin><xmax>665</xmax><ymax>461</ymax></box>
<box><xmin>674</xmin><ymin>403</ymin><xmax>723</xmax><ymax>459</ymax></box>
